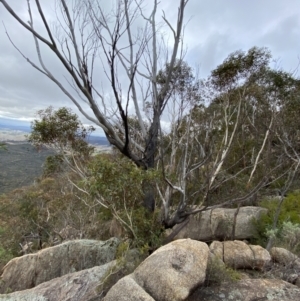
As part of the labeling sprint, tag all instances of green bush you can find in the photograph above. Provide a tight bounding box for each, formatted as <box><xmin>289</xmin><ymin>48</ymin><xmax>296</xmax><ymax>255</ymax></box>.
<box><xmin>0</xmin><ymin>150</ymin><xmax>165</xmax><ymax>256</ymax></box>
<box><xmin>128</xmin><ymin>207</ymin><xmax>163</xmax><ymax>252</ymax></box>
<box><xmin>253</xmin><ymin>190</ymin><xmax>300</xmax><ymax>251</ymax></box>
<box><xmin>43</xmin><ymin>155</ymin><xmax>64</xmax><ymax>176</ymax></box>
<box><xmin>205</xmin><ymin>255</ymin><xmax>241</xmax><ymax>286</ymax></box>
<box><xmin>0</xmin><ymin>176</ymin><xmax>94</xmax><ymax>256</ymax></box>
<box><xmin>280</xmin><ymin>221</ymin><xmax>300</xmax><ymax>250</ymax></box>
<box><xmin>85</xmin><ymin>154</ymin><xmax>163</xmax><ymax>251</ymax></box>
<box><xmin>0</xmin><ymin>142</ymin><xmax>7</xmax><ymax>151</ymax></box>
<box><xmin>264</xmin><ymin>221</ymin><xmax>300</xmax><ymax>254</ymax></box>
<box><xmin>261</xmin><ymin>191</ymin><xmax>300</xmax><ymax>224</ymax></box>
<box><xmin>0</xmin><ymin>246</ymin><xmax>14</xmax><ymax>265</ymax></box>
<box><xmin>0</xmin><ymin>227</ymin><xmax>14</xmax><ymax>269</ymax></box>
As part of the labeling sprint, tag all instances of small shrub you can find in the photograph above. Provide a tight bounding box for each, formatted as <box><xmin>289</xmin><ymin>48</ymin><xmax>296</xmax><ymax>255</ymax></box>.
<box><xmin>280</xmin><ymin>221</ymin><xmax>300</xmax><ymax>251</ymax></box>
<box><xmin>85</xmin><ymin>154</ymin><xmax>164</xmax><ymax>251</ymax></box>
<box><xmin>0</xmin><ymin>142</ymin><xmax>7</xmax><ymax>150</ymax></box>
<box><xmin>264</xmin><ymin>221</ymin><xmax>300</xmax><ymax>254</ymax></box>
<box><xmin>205</xmin><ymin>255</ymin><xmax>242</xmax><ymax>286</ymax></box>
<box><xmin>43</xmin><ymin>155</ymin><xmax>64</xmax><ymax>176</ymax></box>
<box><xmin>253</xmin><ymin>190</ymin><xmax>300</xmax><ymax>253</ymax></box>
<box><xmin>0</xmin><ymin>247</ymin><xmax>13</xmax><ymax>268</ymax></box>
<box><xmin>129</xmin><ymin>207</ymin><xmax>164</xmax><ymax>253</ymax></box>
<box><xmin>96</xmin><ymin>241</ymin><xmax>143</xmax><ymax>298</ymax></box>
<box><xmin>261</xmin><ymin>191</ymin><xmax>300</xmax><ymax>224</ymax></box>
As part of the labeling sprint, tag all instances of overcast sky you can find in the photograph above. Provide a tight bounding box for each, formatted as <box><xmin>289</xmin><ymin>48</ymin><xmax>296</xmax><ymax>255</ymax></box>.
<box><xmin>0</xmin><ymin>0</ymin><xmax>300</xmax><ymax>133</ymax></box>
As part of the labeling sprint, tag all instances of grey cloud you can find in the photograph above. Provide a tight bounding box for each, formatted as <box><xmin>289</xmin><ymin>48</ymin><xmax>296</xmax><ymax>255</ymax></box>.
<box><xmin>1</xmin><ymin>0</ymin><xmax>300</xmax><ymax>125</ymax></box>
<box><xmin>186</xmin><ymin>31</ymin><xmax>240</xmax><ymax>77</ymax></box>
<box><xmin>258</xmin><ymin>14</ymin><xmax>300</xmax><ymax>56</ymax></box>
<box><xmin>183</xmin><ymin>0</ymin><xmax>300</xmax><ymax>76</ymax></box>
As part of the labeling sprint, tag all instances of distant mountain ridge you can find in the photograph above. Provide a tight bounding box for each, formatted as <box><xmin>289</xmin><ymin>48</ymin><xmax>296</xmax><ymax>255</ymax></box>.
<box><xmin>87</xmin><ymin>136</ymin><xmax>109</xmax><ymax>146</ymax></box>
<box><xmin>0</xmin><ymin>117</ymin><xmax>31</xmax><ymax>132</ymax></box>
<box><xmin>0</xmin><ymin>124</ymin><xmax>31</xmax><ymax>133</ymax></box>
<box><xmin>0</xmin><ymin>117</ymin><xmax>109</xmax><ymax>146</ymax></box>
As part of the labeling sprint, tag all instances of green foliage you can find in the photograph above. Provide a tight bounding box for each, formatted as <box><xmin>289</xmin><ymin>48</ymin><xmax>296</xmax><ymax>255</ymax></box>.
<box><xmin>280</xmin><ymin>221</ymin><xmax>300</xmax><ymax>252</ymax></box>
<box><xmin>178</xmin><ymin>47</ymin><xmax>300</xmax><ymax>210</ymax></box>
<box><xmin>0</xmin><ymin>142</ymin><xmax>7</xmax><ymax>151</ymax></box>
<box><xmin>262</xmin><ymin>191</ymin><xmax>300</xmax><ymax>224</ymax></box>
<box><xmin>28</xmin><ymin>106</ymin><xmax>95</xmax><ymax>156</ymax></box>
<box><xmin>25</xmin><ymin>107</ymin><xmax>164</xmax><ymax>249</ymax></box>
<box><xmin>87</xmin><ymin>155</ymin><xmax>148</xmax><ymax>208</ymax></box>
<box><xmin>96</xmin><ymin>242</ymin><xmax>143</xmax><ymax>297</ymax></box>
<box><xmin>43</xmin><ymin>155</ymin><xmax>64</xmax><ymax>176</ymax></box>
<box><xmin>0</xmin><ymin>227</ymin><xmax>14</xmax><ymax>270</ymax></box>
<box><xmin>261</xmin><ymin>221</ymin><xmax>300</xmax><ymax>255</ymax></box>
<box><xmin>156</xmin><ymin>59</ymin><xmax>201</xmax><ymax>102</ymax></box>
<box><xmin>128</xmin><ymin>207</ymin><xmax>163</xmax><ymax>252</ymax></box>
<box><xmin>205</xmin><ymin>255</ymin><xmax>242</xmax><ymax>286</ymax></box>
<box><xmin>0</xmin><ymin>173</ymin><xmax>103</xmax><ymax>258</ymax></box>
<box><xmin>253</xmin><ymin>191</ymin><xmax>300</xmax><ymax>250</ymax></box>
<box><xmin>211</xmin><ymin>47</ymin><xmax>271</xmax><ymax>89</ymax></box>
<box><xmin>115</xmin><ymin>241</ymin><xmax>130</xmax><ymax>260</ymax></box>
<box><xmin>84</xmin><ymin>154</ymin><xmax>163</xmax><ymax>250</ymax></box>
<box><xmin>18</xmin><ymin>191</ymin><xmax>44</xmax><ymax>223</ymax></box>
<box><xmin>0</xmin><ymin>149</ymin><xmax>164</xmax><ymax>260</ymax></box>
<box><xmin>0</xmin><ymin>246</ymin><xmax>13</xmax><ymax>264</ymax></box>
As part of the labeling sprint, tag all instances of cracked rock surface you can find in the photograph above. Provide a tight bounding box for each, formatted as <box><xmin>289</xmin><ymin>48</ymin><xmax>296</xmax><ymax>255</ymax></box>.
<box><xmin>0</xmin><ymin>237</ymin><xmax>120</xmax><ymax>293</ymax></box>
<box><xmin>210</xmin><ymin>240</ymin><xmax>271</xmax><ymax>270</ymax></box>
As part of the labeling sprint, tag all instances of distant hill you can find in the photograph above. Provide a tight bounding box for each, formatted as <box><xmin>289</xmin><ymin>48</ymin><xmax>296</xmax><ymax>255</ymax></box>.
<box><xmin>0</xmin><ymin>143</ymin><xmax>54</xmax><ymax>195</ymax></box>
<box><xmin>0</xmin><ymin>124</ymin><xmax>31</xmax><ymax>133</ymax></box>
<box><xmin>0</xmin><ymin>117</ymin><xmax>109</xmax><ymax>146</ymax></box>
<box><xmin>0</xmin><ymin>118</ymin><xmax>109</xmax><ymax>195</ymax></box>
<box><xmin>87</xmin><ymin>136</ymin><xmax>109</xmax><ymax>146</ymax></box>
<box><xmin>0</xmin><ymin>117</ymin><xmax>31</xmax><ymax>132</ymax></box>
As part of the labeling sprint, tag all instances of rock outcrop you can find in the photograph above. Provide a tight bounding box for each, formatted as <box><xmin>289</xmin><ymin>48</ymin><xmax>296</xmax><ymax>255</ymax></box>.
<box><xmin>0</xmin><ymin>237</ymin><xmax>120</xmax><ymax>293</ymax></box>
<box><xmin>1</xmin><ymin>236</ymin><xmax>300</xmax><ymax>301</ymax></box>
<box><xmin>210</xmin><ymin>240</ymin><xmax>271</xmax><ymax>270</ymax></box>
<box><xmin>0</xmin><ymin>261</ymin><xmax>117</xmax><ymax>301</ymax></box>
<box><xmin>172</xmin><ymin>206</ymin><xmax>267</xmax><ymax>241</ymax></box>
<box><xmin>270</xmin><ymin>247</ymin><xmax>300</xmax><ymax>268</ymax></box>
<box><xmin>187</xmin><ymin>278</ymin><xmax>300</xmax><ymax>301</ymax></box>
<box><xmin>267</xmin><ymin>247</ymin><xmax>300</xmax><ymax>287</ymax></box>
<box><xmin>104</xmin><ymin>275</ymin><xmax>155</xmax><ymax>301</ymax></box>
<box><xmin>104</xmin><ymin>239</ymin><xmax>209</xmax><ymax>301</ymax></box>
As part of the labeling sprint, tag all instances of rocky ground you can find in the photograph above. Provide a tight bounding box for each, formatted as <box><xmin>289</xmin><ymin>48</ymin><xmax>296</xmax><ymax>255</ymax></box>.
<box><xmin>0</xmin><ymin>235</ymin><xmax>300</xmax><ymax>300</ymax></box>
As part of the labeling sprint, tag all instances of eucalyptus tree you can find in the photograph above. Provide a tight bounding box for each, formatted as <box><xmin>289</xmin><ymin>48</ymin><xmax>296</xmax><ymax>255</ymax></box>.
<box><xmin>158</xmin><ymin>47</ymin><xmax>300</xmax><ymax>230</ymax></box>
<box><xmin>263</xmin><ymin>69</ymin><xmax>300</xmax><ymax>250</ymax></box>
<box><xmin>28</xmin><ymin>106</ymin><xmax>95</xmax><ymax>178</ymax></box>
<box><xmin>0</xmin><ymin>0</ymin><xmax>189</xmax><ymax>212</ymax></box>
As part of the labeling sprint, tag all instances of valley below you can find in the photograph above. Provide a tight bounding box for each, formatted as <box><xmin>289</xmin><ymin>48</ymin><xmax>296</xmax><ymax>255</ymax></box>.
<box><xmin>0</xmin><ymin>128</ymin><xmax>110</xmax><ymax>195</ymax></box>
<box><xmin>0</xmin><ymin>142</ymin><xmax>53</xmax><ymax>195</ymax></box>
